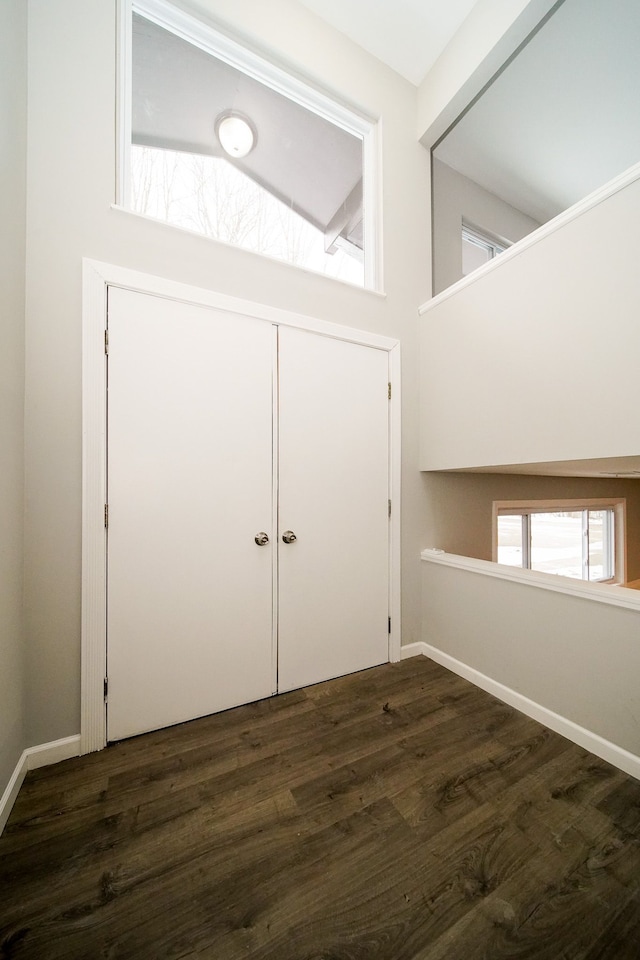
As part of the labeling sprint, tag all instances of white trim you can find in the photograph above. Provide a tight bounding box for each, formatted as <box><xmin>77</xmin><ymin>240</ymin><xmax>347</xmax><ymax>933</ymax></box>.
<box><xmin>271</xmin><ymin>324</ymin><xmax>279</xmax><ymax>696</ymax></box>
<box><xmin>415</xmin><ymin>643</ymin><xmax>640</xmax><ymax>782</ymax></box>
<box><xmin>82</xmin><ymin>259</ymin><xmax>401</xmax><ymax>753</ymax></box>
<box><xmin>25</xmin><ymin>735</ymin><xmax>82</xmax><ymax>771</ymax></box>
<box><xmin>364</xmin><ymin>115</ymin><xmax>382</xmax><ymax>292</ymax></box>
<box><xmin>82</xmin><ymin>262</ymin><xmax>109</xmax><ymax>754</ymax></box>
<box><xmin>131</xmin><ymin>0</ymin><xmax>376</xmax><ymax>135</ymax></box>
<box><xmin>116</xmin><ymin>0</ymin><xmax>132</xmax><ymax>208</ymax></box>
<box><xmin>388</xmin><ymin>344</ymin><xmax>401</xmax><ymax>662</ymax></box>
<box><xmin>420</xmin><ymin>159</ymin><xmax>640</xmax><ymax>315</ymax></box>
<box><xmin>399</xmin><ymin>641</ymin><xmax>425</xmax><ymax>661</ymax></box>
<box><xmin>0</xmin><ymin>736</ymin><xmax>82</xmax><ymax>835</ymax></box>
<box><xmin>421</xmin><ymin>549</ymin><xmax>640</xmax><ymax>612</ymax></box>
<box><xmin>119</xmin><ymin>0</ymin><xmax>381</xmax><ymax>291</ymax></box>
<box><xmin>0</xmin><ymin>753</ymin><xmax>28</xmax><ymax>835</ymax></box>
<box><xmin>492</xmin><ymin>496</ymin><xmax>627</xmax><ymax>514</ymax></box>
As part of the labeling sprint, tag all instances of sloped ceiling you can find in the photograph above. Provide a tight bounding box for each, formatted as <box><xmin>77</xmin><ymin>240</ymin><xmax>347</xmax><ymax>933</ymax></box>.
<box><xmin>296</xmin><ymin>0</ymin><xmax>483</xmax><ymax>86</ymax></box>
<box><xmin>298</xmin><ymin>0</ymin><xmax>640</xmax><ymax>227</ymax></box>
<box><xmin>434</xmin><ymin>0</ymin><xmax>640</xmax><ymax>223</ymax></box>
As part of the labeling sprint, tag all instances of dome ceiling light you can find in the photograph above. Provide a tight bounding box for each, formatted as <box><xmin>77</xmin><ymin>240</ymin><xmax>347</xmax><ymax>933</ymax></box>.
<box><xmin>215</xmin><ymin>112</ymin><xmax>256</xmax><ymax>159</ymax></box>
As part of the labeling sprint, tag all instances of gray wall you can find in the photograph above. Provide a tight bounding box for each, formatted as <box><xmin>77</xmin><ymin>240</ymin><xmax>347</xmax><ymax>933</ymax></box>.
<box><xmin>422</xmin><ymin>559</ymin><xmax>640</xmax><ymax>758</ymax></box>
<box><xmin>418</xmin><ymin>4</ymin><xmax>640</xmax><ymax>774</ymax></box>
<box><xmin>422</xmin><ymin>472</ymin><xmax>640</xmax><ymax>583</ymax></box>
<box><xmin>417</xmin><ymin>0</ymin><xmax>558</xmax><ymax>145</ymax></box>
<box><xmin>0</xmin><ymin>0</ymin><xmax>27</xmax><ymax>793</ymax></box>
<box><xmin>432</xmin><ymin>158</ymin><xmax>540</xmax><ymax>294</ymax></box>
<box><xmin>23</xmin><ymin>0</ymin><xmax>430</xmax><ymax>746</ymax></box>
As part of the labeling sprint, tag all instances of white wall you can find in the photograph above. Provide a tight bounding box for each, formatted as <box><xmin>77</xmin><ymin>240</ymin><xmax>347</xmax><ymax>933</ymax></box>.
<box><xmin>24</xmin><ymin>0</ymin><xmax>430</xmax><ymax>745</ymax></box>
<box><xmin>420</xmin><ymin>170</ymin><xmax>640</xmax><ymax>471</ymax></box>
<box><xmin>432</xmin><ymin>158</ymin><xmax>540</xmax><ymax>294</ymax></box>
<box><xmin>421</xmin><ymin>558</ymin><xmax>640</xmax><ymax>762</ymax></box>
<box><xmin>0</xmin><ymin>1</ymin><xmax>27</xmax><ymax>794</ymax></box>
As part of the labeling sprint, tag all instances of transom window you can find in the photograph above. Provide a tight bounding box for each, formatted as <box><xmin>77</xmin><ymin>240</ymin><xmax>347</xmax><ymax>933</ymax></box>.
<box><xmin>119</xmin><ymin>0</ymin><xmax>378</xmax><ymax>288</ymax></box>
<box><xmin>493</xmin><ymin>499</ymin><xmax>626</xmax><ymax>583</ymax></box>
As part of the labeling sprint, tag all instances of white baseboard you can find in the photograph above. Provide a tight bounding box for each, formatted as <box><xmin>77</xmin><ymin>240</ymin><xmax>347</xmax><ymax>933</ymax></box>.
<box><xmin>408</xmin><ymin>642</ymin><xmax>640</xmax><ymax>782</ymax></box>
<box><xmin>400</xmin><ymin>642</ymin><xmax>427</xmax><ymax>661</ymax></box>
<box><xmin>25</xmin><ymin>735</ymin><xmax>81</xmax><ymax>771</ymax></box>
<box><xmin>0</xmin><ymin>752</ymin><xmax>28</xmax><ymax>835</ymax></box>
<box><xmin>0</xmin><ymin>734</ymin><xmax>81</xmax><ymax>835</ymax></box>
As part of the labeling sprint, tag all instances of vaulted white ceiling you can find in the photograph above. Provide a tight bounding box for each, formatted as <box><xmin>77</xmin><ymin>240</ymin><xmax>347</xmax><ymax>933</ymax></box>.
<box><xmin>435</xmin><ymin>0</ymin><xmax>640</xmax><ymax>223</ymax></box>
<box><xmin>296</xmin><ymin>0</ymin><xmax>483</xmax><ymax>86</ymax></box>
<box><xmin>298</xmin><ymin>0</ymin><xmax>640</xmax><ymax>231</ymax></box>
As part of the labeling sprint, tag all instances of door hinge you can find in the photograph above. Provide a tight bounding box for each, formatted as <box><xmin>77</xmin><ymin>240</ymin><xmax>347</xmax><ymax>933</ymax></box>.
<box><xmin>388</xmin><ymin>382</ymin><xmax>391</xmax><ymax>400</ymax></box>
<box><xmin>104</xmin><ymin>504</ymin><xmax>109</xmax><ymax>528</ymax></box>
<box><xmin>104</xmin><ymin>330</ymin><xmax>109</xmax><ymax>355</ymax></box>
<box><xmin>103</xmin><ymin>678</ymin><xmax>108</xmax><ymax>700</ymax></box>
<box><xmin>388</xmin><ymin>499</ymin><xmax>392</xmax><ymax>518</ymax></box>
<box><xmin>388</xmin><ymin>617</ymin><xmax>391</xmax><ymax>634</ymax></box>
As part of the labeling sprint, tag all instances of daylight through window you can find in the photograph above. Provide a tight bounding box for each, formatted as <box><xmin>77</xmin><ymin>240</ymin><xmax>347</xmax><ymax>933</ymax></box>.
<box><xmin>494</xmin><ymin>500</ymin><xmax>625</xmax><ymax>583</ymax></box>
<box><xmin>122</xmin><ymin>0</ymin><xmax>376</xmax><ymax>288</ymax></box>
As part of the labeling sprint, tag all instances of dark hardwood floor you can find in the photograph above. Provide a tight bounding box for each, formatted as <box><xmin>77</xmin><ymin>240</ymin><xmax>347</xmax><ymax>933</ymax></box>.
<box><xmin>2</xmin><ymin>656</ymin><xmax>640</xmax><ymax>959</ymax></box>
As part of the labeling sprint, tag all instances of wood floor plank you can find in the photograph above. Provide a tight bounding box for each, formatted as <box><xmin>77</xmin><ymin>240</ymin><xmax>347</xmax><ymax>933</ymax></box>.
<box><xmin>2</xmin><ymin>657</ymin><xmax>640</xmax><ymax>960</ymax></box>
<box><xmin>596</xmin><ymin>777</ymin><xmax>640</xmax><ymax>838</ymax></box>
<box><xmin>582</xmin><ymin>890</ymin><xmax>640</xmax><ymax>960</ymax></box>
<box><xmin>415</xmin><ymin>851</ymin><xmax>630</xmax><ymax>960</ymax></box>
<box><xmin>2</xmin><ymin>692</ymin><xmax>317</xmax><ymax>857</ymax></box>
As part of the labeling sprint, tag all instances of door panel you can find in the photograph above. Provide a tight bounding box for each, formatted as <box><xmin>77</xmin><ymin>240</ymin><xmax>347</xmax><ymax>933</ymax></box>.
<box><xmin>277</xmin><ymin>326</ymin><xmax>390</xmax><ymax>691</ymax></box>
<box><xmin>107</xmin><ymin>288</ymin><xmax>275</xmax><ymax>741</ymax></box>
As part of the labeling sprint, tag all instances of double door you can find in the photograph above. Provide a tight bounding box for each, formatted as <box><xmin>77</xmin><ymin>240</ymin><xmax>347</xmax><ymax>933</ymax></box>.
<box><xmin>106</xmin><ymin>287</ymin><xmax>390</xmax><ymax>741</ymax></box>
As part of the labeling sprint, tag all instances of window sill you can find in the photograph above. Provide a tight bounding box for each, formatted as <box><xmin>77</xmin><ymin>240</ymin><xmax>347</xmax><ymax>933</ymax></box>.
<box><xmin>109</xmin><ymin>204</ymin><xmax>387</xmax><ymax>299</ymax></box>
<box><xmin>421</xmin><ymin>549</ymin><xmax>640</xmax><ymax>613</ymax></box>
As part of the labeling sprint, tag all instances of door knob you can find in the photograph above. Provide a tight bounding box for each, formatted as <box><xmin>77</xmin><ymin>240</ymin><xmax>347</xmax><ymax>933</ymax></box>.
<box><xmin>254</xmin><ymin>532</ymin><xmax>269</xmax><ymax>546</ymax></box>
<box><xmin>282</xmin><ymin>530</ymin><xmax>297</xmax><ymax>544</ymax></box>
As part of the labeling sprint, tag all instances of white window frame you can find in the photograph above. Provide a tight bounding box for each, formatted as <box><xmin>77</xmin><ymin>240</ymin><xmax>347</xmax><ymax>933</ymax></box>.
<box><xmin>492</xmin><ymin>498</ymin><xmax>626</xmax><ymax>584</ymax></box>
<box><xmin>116</xmin><ymin>0</ymin><xmax>381</xmax><ymax>290</ymax></box>
<box><xmin>462</xmin><ymin>221</ymin><xmax>508</xmax><ymax>265</ymax></box>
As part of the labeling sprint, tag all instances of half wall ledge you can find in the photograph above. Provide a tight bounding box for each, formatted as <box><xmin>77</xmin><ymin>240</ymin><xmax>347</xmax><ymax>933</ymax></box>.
<box><xmin>421</xmin><ymin>549</ymin><xmax>640</xmax><ymax>613</ymax></box>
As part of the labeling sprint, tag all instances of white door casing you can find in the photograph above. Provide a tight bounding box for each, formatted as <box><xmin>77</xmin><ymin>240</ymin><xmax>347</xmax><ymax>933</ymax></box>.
<box><xmin>81</xmin><ymin>259</ymin><xmax>401</xmax><ymax>754</ymax></box>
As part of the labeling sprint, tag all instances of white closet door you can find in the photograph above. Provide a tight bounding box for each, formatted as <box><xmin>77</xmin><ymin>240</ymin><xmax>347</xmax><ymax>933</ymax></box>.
<box><xmin>107</xmin><ymin>288</ymin><xmax>275</xmax><ymax>741</ymax></box>
<box><xmin>277</xmin><ymin>326</ymin><xmax>390</xmax><ymax>691</ymax></box>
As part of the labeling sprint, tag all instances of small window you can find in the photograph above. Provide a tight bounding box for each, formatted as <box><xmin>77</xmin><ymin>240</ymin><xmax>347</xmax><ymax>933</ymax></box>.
<box><xmin>462</xmin><ymin>222</ymin><xmax>507</xmax><ymax>277</ymax></box>
<box><xmin>120</xmin><ymin>0</ymin><xmax>378</xmax><ymax>288</ymax></box>
<box><xmin>493</xmin><ymin>499</ymin><xmax>625</xmax><ymax>583</ymax></box>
